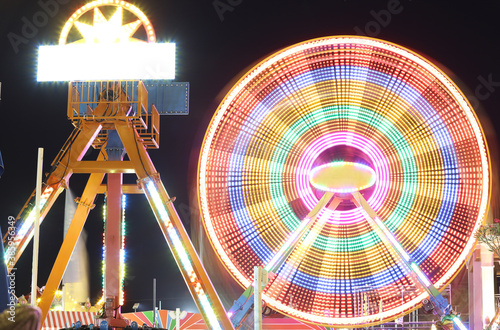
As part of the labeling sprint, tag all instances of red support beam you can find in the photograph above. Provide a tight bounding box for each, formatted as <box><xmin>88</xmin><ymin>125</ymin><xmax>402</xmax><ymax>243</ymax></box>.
<box><xmin>105</xmin><ymin>173</ymin><xmax>122</xmax><ymax>313</ymax></box>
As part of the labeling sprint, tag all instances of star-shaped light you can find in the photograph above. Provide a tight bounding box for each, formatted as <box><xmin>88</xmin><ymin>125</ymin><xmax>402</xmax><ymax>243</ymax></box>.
<box><xmin>74</xmin><ymin>7</ymin><xmax>142</xmax><ymax>44</ymax></box>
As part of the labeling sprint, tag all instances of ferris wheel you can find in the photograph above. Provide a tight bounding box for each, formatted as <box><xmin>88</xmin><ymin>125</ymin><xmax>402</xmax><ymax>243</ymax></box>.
<box><xmin>198</xmin><ymin>36</ymin><xmax>490</xmax><ymax>327</ymax></box>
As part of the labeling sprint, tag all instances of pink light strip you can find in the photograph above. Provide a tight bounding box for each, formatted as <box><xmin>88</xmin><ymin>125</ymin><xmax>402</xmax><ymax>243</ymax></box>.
<box><xmin>295</xmin><ymin>131</ymin><xmax>390</xmax><ymax>225</ymax></box>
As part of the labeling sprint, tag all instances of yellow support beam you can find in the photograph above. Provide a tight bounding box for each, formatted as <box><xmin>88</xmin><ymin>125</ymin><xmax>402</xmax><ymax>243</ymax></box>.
<box><xmin>70</xmin><ymin>161</ymin><xmax>136</xmax><ymax>173</ymax></box>
<box><xmin>139</xmin><ymin>177</ymin><xmax>234</xmax><ymax>330</ymax></box>
<box><xmin>39</xmin><ymin>171</ymin><xmax>105</xmax><ymax>325</ymax></box>
<box><xmin>97</xmin><ymin>184</ymin><xmax>143</xmax><ymax>194</ymax></box>
<box><xmin>47</xmin><ymin>122</ymin><xmax>102</xmax><ymax>185</ymax></box>
<box><xmin>115</xmin><ymin>121</ymin><xmax>157</xmax><ymax>178</ymax></box>
<box><xmin>118</xmin><ymin>120</ymin><xmax>234</xmax><ymax>328</ymax></box>
<box><xmin>4</xmin><ymin>122</ymin><xmax>102</xmax><ymax>268</ymax></box>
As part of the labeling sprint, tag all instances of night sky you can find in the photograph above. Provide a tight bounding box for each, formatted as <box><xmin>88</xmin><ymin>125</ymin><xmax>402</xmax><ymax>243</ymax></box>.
<box><xmin>0</xmin><ymin>0</ymin><xmax>499</xmax><ymax>315</ymax></box>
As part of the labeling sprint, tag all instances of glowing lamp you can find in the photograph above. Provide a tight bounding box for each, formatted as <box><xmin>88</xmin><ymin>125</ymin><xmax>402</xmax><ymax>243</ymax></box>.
<box><xmin>309</xmin><ymin>161</ymin><xmax>376</xmax><ymax>193</ymax></box>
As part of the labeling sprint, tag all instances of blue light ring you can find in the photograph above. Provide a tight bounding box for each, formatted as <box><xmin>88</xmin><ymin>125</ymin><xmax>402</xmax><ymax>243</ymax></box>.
<box><xmin>276</xmin><ymin>262</ymin><xmax>410</xmax><ymax>295</ymax></box>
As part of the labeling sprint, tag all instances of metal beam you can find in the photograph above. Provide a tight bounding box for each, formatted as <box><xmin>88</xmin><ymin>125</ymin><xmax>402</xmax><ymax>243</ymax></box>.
<box><xmin>116</xmin><ymin>121</ymin><xmax>233</xmax><ymax>329</ymax></box>
<box><xmin>351</xmin><ymin>191</ymin><xmax>466</xmax><ymax>330</ymax></box>
<box><xmin>97</xmin><ymin>184</ymin><xmax>143</xmax><ymax>194</ymax></box>
<box><xmin>115</xmin><ymin>122</ymin><xmax>157</xmax><ymax>178</ymax></box>
<box><xmin>105</xmin><ymin>173</ymin><xmax>122</xmax><ymax>314</ymax></box>
<box><xmin>4</xmin><ymin>122</ymin><xmax>102</xmax><ymax>269</ymax></box>
<box><xmin>39</xmin><ymin>171</ymin><xmax>104</xmax><ymax>325</ymax></box>
<box><xmin>139</xmin><ymin>176</ymin><xmax>234</xmax><ymax>330</ymax></box>
<box><xmin>70</xmin><ymin>161</ymin><xmax>135</xmax><ymax>173</ymax></box>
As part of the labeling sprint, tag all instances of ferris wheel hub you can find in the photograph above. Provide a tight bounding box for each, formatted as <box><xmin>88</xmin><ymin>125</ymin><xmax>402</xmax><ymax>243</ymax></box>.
<box><xmin>309</xmin><ymin>161</ymin><xmax>376</xmax><ymax>194</ymax></box>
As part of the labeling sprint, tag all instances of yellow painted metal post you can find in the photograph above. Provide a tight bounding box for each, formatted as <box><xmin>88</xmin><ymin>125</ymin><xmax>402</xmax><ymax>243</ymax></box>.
<box><xmin>139</xmin><ymin>177</ymin><xmax>234</xmax><ymax>330</ymax></box>
<box><xmin>4</xmin><ymin>122</ymin><xmax>102</xmax><ymax>268</ymax></box>
<box><xmin>115</xmin><ymin>122</ymin><xmax>156</xmax><ymax>178</ymax></box>
<box><xmin>46</xmin><ymin>122</ymin><xmax>103</xmax><ymax>186</ymax></box>
<box><xmin>116</xmin><ymin>120</ymin><xmax>233</xmax><ymax>329</ymax></box>
<box><xmin>39</xmin><ymin>172</ymin><xmax>104</xmax><ymax>324</ymax></box>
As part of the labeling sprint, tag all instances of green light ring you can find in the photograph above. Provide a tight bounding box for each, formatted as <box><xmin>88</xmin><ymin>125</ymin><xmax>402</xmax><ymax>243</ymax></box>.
<box><xmin>268</xmin><ymin>105</ymin><xmax>417</xmax><ymax>246</ymax></box>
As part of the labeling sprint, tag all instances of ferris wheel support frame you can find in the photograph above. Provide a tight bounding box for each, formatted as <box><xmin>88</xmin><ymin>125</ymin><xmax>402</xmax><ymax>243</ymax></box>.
<box><xmin>229</xmin><ymin>189</ymin><xmax>467</xmax><ymax>329</ymax></box>
<box><xmin>228</xmin><ymin>193</ymin><xmax>341</xmax><ymax>327</ymax></box>
<box><xmin>350</xmin><ymin>191</ymin><xmax>466</xmax><ymax>330</ymax></box>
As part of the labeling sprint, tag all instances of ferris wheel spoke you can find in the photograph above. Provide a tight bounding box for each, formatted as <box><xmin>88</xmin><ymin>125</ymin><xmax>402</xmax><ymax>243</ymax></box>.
<box><xmin>265</xmin><ymin>191</ymin><xmax>338</xmax><ymax>273</ymax></box>
<box><xmin>270</xmin><ymin>197</ymin><xmax>340</xmax><ymax>286</ymax></box>
<box><xmin>350</xmin><ymin>191</ymin><xmax>464</xmax><ymax>328</ymax></box>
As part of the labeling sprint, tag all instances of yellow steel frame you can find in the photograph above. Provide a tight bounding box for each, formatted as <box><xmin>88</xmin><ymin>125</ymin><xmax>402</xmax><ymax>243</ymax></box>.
<box><xmin>4</xmin><ymin>81</ymin><xmax>233</xmax><ymax>329</ymax></box>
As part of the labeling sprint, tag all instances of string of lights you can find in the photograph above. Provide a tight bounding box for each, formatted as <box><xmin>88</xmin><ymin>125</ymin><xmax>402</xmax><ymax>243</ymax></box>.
<box><xmin>101</xmin><ymin>195</ymin><xmax>127</xmax><ymax>306</ymax></box>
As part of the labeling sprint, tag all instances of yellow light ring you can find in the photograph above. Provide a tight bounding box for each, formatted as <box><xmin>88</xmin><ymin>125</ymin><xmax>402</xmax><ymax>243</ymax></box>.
<box><xmin>59</xmin><ymin>0</ymin><xmax>156</xmax><ymax>45</ymax></box>
<box><xmin>285</xmin><ymin>231</ymin><xmax>400</xmax><ymax>280</ymax></box>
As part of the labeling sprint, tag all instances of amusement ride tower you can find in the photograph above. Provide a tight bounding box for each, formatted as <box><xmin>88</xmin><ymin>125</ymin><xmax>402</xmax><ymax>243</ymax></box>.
<box><xmin>6</xmin><ymin>1</ymin><xmax>233</xmax><ymax>329</ymax></box>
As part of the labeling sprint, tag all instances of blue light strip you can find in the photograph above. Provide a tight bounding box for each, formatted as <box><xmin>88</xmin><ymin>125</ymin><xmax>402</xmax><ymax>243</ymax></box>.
<box><xmin>289</xmin><ymin>262</ymin><xmax>408</xmax><ymax>294</ymax></box>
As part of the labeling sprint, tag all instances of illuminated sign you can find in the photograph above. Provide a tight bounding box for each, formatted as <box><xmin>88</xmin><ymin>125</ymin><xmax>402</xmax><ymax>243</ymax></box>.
<box><xmin>37</xmin><ymin>0</ymin><xmax>175</xmax><ymax>81</ymax></box>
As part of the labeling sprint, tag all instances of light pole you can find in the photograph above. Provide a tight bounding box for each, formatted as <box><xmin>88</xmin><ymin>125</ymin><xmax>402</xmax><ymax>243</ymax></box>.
<box><xmin>153</xmin><ymin>278</ymin><xmax>157</xmax><ymax>328</ymax></box>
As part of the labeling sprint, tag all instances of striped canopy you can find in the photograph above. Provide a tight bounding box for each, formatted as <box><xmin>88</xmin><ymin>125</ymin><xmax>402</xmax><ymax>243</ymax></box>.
<box><xmin>198</xmin><ymin>36</ymin><xmax>490</xmax><ymax>326</ymax></box>
<box><xmin>42</xmin><ymin>311</ymin><xmax>96</xmax><ymax>329</ymax></box>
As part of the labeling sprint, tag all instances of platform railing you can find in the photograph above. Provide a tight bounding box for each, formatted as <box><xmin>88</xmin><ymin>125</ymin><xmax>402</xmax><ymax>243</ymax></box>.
<box><xmin>67</xmin><ymin>80</ymin><xmax>159</xmax><ymax>148</ymax></box>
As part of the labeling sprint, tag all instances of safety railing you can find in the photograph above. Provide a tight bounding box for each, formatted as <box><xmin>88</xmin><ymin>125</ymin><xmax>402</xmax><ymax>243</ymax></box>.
<box><xmin>67</xmin><ymin>80</ymin><xmax>159</xmax><ymax>148</ymax></box>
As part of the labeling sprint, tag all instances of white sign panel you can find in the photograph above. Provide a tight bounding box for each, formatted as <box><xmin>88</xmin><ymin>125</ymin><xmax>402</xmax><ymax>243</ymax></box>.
<box><xmin>37</xmin><ymin>43</ymin><xmax>175</xmax><ymax>81</ymax></box>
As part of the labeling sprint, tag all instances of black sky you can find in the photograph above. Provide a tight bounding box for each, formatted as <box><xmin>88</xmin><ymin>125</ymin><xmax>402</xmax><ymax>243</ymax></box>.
<box><xmin>0</xmin><ymin>0</ymin><xmax>499</xmax><ymax>314</ymax></box>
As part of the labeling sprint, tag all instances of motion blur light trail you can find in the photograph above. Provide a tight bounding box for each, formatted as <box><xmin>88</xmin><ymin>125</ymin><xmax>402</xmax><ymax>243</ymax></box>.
<box><xmin>198</xmin><ymin>36</ymin><xmax>490</xmax><ymax>326</ymax></box>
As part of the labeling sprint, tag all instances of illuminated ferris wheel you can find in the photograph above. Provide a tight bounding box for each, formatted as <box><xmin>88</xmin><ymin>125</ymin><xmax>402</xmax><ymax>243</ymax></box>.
<box><xmin>198</xmin><ymin>36</ymin><xmax>490</xmax><ymax>327</ymax></box>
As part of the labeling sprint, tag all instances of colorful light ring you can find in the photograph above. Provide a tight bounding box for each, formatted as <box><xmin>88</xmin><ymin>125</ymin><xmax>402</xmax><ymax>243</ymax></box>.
<box><xmin>295</xmin><ymin>131</ymin><xmax>391</xmax><ymax>225</ymax></box>
<box><xmin>198</xmin><ymin>37</ymin><xmax>490</xmax><ymax>326</ymax></box>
